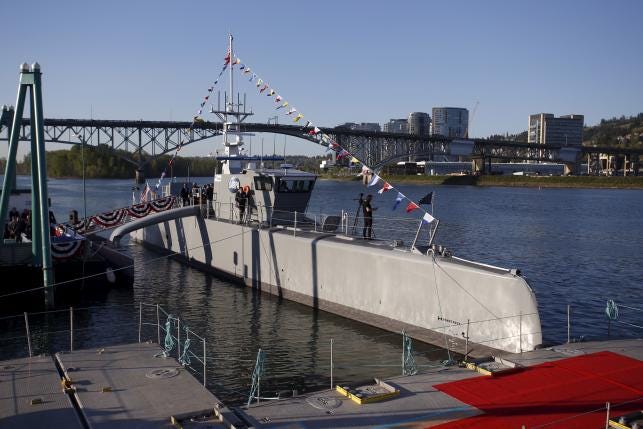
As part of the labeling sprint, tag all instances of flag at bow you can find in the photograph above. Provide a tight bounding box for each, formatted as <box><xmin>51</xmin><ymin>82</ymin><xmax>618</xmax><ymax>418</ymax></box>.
<box><xmin>418</xmin><ymin>192</ymin><xmax>433</xmax><ymax>205</ymax></box>
<box><xmin>422</xmin><ymin>212</ymin><xmax>435</xmax><ymax>224</ymax></box>
<box><xmin>293</xmin><ymin>113</ymin><xmax>304</xmax><ymax>122</ymax></box>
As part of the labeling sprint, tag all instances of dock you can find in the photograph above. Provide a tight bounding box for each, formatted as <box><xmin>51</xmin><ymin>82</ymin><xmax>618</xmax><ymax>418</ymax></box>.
<box><xmin>1</xmin><ymin>331</ymin><xmax>641</xmax><ymax>428</ymax></box>
<box><xmin>0</xmin><ymin>355</ymin><xmax>82</xmax><ymax>429</ymax></box>
<box><xmin>1</xmin><ymin>342</ymin><xmax>246</xmax><ymax>428</ymax></box>
<box><xmin>239</xmin><ymin>339</ymin><xmax>643</xmax><ymax>428</ymax></box>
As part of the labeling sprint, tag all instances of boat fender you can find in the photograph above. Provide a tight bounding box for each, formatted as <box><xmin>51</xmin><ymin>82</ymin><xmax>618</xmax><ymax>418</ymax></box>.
<box><xmin>105</xmin><ymin>267</ymin><xmax>116</xmax><ymax>284</ymax></box>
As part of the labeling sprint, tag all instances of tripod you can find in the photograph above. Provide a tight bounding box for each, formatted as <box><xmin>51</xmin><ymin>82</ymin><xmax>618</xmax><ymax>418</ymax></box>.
<box><xmin>350</xmin><ymin>193</ymin><xmax>376</xmax><ymax>239</ymax></box>
<box><xmin>349</xmin><ymin>193</ymin><xmax>363</xmax><ymax>235</ymax></box>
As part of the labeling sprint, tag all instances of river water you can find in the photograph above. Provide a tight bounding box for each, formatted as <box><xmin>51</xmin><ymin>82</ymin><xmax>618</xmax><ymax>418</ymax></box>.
<box><xmin>3</xmin><ymin>175</ymin><xmax>643</xmax><ymax>404</ymax></box>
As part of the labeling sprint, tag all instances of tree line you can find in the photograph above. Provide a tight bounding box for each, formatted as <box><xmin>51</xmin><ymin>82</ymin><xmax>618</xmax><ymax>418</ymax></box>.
<box><xmin>0</xmin><ymin>144</ymin><xmax>328</xmax><ymax>179</ymax></box>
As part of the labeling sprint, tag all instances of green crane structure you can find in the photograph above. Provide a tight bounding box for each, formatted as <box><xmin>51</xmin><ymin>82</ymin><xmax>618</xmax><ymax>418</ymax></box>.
<box><xmin>0</xmin><ymin>63</ymin><xmax>54</xmax><ymax>307</ymax></box>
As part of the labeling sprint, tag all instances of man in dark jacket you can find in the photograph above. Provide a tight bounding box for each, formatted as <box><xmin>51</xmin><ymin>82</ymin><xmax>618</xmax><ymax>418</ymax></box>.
<box><xmin>362</xmin><ymin>194</ymin><xmax>376</xmax><ymax>239</ymax></box>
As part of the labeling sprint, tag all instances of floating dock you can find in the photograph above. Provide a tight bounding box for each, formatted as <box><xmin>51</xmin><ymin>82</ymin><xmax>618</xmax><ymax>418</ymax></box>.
<box><xmin>0</xmin><ymin>355</ymin><xmax>82</xmax><ymax>428</ymax></box>
<box><xmin>1</xmin><ymin>342</ymin><xmax>246</xmax><ymax>428</ymax></box>
<box><xmin>2</xmin><ymin>339</ymin><xmax>641</xmax><ymax>428</ymax></box>
<box><xmin>239</xmin><ymin>339</ymin><xmax>643</xmax><ymax>428</ymax></box>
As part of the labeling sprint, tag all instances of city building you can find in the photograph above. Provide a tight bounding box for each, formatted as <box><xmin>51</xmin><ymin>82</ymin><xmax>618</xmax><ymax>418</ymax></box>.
<box><xmin>407</xmin><ymin>112</ymin><xmax>431</xmax><ymax>136</ymax></box>
<box><xmin>528</xmin><ymin>113</ymin><xmax>584</xmax><ymax>146</ymax></box>
<box><xmin>336</xmin><ymin>122</ymin><xmax>381</xmax><ymax>132</ymax></box>
<box><xmin>383</xmin><ymin>118</ymin><xmax>408</xmax><ymax>134</ymax></box>
<box><xmin>431</xmin><ymin>107</ymin><xmax>469</xmax><ymax>138</ymax></box>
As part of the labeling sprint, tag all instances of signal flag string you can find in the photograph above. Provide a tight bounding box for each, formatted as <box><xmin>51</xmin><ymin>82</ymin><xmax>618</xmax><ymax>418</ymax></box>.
<box><xmin>226</xmin><ymin>50</ymin><xmax>436</xmax><ymax>225</ymax></box>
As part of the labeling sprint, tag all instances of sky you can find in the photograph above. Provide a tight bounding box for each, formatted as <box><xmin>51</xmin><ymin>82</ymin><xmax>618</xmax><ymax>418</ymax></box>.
<box><xmin>1</xmin><ymin>0</ymin><xmax>642</xmax><ymax>158</ymax></box>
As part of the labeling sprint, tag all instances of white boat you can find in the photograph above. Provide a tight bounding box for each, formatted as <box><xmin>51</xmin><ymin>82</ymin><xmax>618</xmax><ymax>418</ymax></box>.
<box><xmin>122</xmin><ymin>36</ymin><xmax>542</xmax><ymax>354</ymax></box>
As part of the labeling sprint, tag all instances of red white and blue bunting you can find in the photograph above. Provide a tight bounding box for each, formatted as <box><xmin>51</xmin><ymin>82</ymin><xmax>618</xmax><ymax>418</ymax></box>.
<box><xmin>51</xmin><ymin>227</ymin><xmax>86</xmax><ymax>260</ymax></box>
<box><xmin>67</xmin><ymin>196</ymin><xmax>177</xmax><ymax>234</ymax></box>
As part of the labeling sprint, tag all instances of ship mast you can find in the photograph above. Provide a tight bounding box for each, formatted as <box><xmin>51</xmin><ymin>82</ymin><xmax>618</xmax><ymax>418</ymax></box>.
<box><xmin>211</xmin><ymin>34</ymin><xmax>253</xmax><ymax>174</ymax></box>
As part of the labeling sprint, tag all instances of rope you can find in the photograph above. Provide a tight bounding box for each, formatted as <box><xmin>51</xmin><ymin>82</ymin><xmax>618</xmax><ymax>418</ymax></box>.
<box><xmin>154</xmin><ymin>315</ymin><xmax>175</xmax><ymax>358</ymax></box>
<box><xmin>605</xmin><ymin>299</ymin><xmax>619</xmax><ymax>321</ymax></box>
<box><xmin>431</xmin><ymin>253</ymin><xmax>453</xmax><ymax>362</ymax></box>
<box><xmin>247</xmin><ymin>348</ymin><xmax>265</xmax><ymax>408</ymax></box>
<box><xmin>402</xmin><ymin>331</ymin><xmax>418</xmax><ymax>376</ymax></box>
<box><xmin>179</xmin><ymin>326</ymin><xmax>191</xmax><ymax>366</ymax></box>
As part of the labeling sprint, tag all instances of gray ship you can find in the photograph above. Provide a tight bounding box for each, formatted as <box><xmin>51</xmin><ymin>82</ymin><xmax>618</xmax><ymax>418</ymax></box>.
<box><xmin>117</xmin><ymin>36</ymin><xmax>542</xmax><ymax>354</ymax></box>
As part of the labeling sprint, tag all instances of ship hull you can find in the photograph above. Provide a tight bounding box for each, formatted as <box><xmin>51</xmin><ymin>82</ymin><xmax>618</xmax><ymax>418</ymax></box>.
<box><xmin>132</xmin><ymin>212</ymin><xmax>542</xmax><ymax>354</ymax></box>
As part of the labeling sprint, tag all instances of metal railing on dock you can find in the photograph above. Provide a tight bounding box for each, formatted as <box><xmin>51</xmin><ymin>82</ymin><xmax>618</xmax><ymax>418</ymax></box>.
<box><xmin>1</xmin><ymin>298</ymin><xmax>640</xmax><ymax>410</ymax></box>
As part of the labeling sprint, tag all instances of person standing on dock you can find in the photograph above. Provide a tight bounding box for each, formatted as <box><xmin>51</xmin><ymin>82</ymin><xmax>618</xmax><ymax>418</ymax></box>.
<box><xmin>362</xmin><ymin>194</ymin><xmax>376</xmax><ymax>239</ymax></box>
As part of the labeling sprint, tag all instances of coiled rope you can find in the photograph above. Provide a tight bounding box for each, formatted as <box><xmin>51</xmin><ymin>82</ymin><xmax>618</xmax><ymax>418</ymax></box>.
<box><xmin>402</xmin><ymin>331</ymin><xmax>418</xmax><ymax>376</ymax></box>
<box><xmin>179</xmin><ymin>326</ymin><xmax>191</xmax><ymax>366</ymax></box>
<box><xmin>154</xmin><ymin>315</ymin><xmax>175</xmax><ymax>358</ymax></box>
<box><xmin>247</xmin><ymin>348</ymin><xmax>266</xmax><ymax>407</ymax></box>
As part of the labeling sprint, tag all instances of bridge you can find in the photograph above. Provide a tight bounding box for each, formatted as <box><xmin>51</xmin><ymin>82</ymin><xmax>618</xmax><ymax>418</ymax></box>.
<box><xmin>2</xmin><ymin>106</ymin><xmax>641</xmax><ymax>180</ymax></box>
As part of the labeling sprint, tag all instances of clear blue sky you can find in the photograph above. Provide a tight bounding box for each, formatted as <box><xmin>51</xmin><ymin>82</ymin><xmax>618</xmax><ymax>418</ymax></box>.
<box><xmin>1</xmin><ymin>0</ymin><xmax>642</xmax><ymax>157</ymax></box>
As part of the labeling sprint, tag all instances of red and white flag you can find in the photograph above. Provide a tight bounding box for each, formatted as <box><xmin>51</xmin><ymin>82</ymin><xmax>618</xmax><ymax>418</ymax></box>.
<box><xmin>406</xmin><ymin>201</ymin><xmax>419</xmax><ymax>213</ymax></box>
<box><xmin>378</xmin><ymin>182</ymin><xmax>392</xmax><ymax>194</ymax></box>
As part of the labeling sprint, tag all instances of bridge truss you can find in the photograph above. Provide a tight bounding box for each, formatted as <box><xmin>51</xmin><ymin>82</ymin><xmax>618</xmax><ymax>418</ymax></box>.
<box><xmin>1</xmin><ymin>107</ymin><xmax>640</xmax><ymax>176</ymax></box>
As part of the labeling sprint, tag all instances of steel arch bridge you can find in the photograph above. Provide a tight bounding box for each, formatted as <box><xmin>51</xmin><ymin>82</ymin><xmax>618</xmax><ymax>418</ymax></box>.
<box><xmin>1</xmin><ymin>109</ymin><xmax>641</xmax><ymax>176</ymax></box>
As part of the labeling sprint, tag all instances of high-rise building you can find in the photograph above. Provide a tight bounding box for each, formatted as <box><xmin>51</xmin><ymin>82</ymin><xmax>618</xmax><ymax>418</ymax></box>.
<box><xmin>528</xmin><ymin>113</ymin><xmax>584</xmax><ymax>146</ymax></box>
<box><xmin>407</xmin><ymin>112</ymin><xmax>431</xmax><ymax>136</ymax></box>
<box><xmin>431</xmin><ymin>107</ymin><xmax>469</xmax><ymax>138</ymax></box>
<box><xmin>383</xmin><ymin>119</ymin><xmax>408</xmax><ymax>134</ymax></box>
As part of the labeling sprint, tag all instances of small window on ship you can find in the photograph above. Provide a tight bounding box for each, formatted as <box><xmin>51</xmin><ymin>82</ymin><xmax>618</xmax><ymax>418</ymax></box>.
<box><xmin>254</xmin><ymin>176</ymin><xmax>273</xmax><ymax>191</ymax></box>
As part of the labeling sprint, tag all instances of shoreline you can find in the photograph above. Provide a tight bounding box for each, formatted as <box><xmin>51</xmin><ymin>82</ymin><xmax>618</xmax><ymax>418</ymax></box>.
<box><xmin>317</xmin><ymin>174</ymin><xmax>643</xmax><ymax>189</ymax></box>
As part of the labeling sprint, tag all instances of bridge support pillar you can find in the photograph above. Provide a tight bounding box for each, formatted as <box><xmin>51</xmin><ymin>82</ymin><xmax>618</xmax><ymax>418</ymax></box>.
<box><xmin>632</xmin><ymin>155</ymin><xmax>640</xmax><ymax>176</ymax></box>
<box><xmin>471</xmin><ymin>157</ymin><xmax>486</xmax><ymax>175</ymax></box>
<box><xmin>563</xmin><ymin>161</ymin><xmax>580</xmax><ymax>176</ymax></box>
<box><xmin>135</xmin><ymin>169</ymin><xmax>145</xmax><ymax>184</ymax></box>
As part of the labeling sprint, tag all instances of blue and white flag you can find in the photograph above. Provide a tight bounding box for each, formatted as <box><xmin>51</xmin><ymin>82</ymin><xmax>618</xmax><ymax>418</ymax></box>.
<box><xmin>392</xmin><ymin>192</ymin><xmax>404</xmax><ymax>210</ymax></box>
<box><xmin>368</xmin><ymin>174</ymin><xmax>381</xmax><ymax>187</ymax></box>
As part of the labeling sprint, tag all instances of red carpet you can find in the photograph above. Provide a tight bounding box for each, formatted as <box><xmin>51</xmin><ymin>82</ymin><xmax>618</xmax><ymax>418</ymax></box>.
<box><xmin>432</xmin><ymin>351</ymin><xmax>643</xmax><ymax>428</ymax></box>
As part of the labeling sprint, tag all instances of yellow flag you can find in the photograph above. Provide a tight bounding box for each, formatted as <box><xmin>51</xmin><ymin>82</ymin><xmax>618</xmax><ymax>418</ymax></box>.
<box><xmin>293</xmin><ymin>113</ymin><xmax>304</xmax><ymax>122</ymax></box>
<box><xmin>350</xmin><ymin>157</ymin><xmax>360</xmax><ymax>164</ymax></box>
